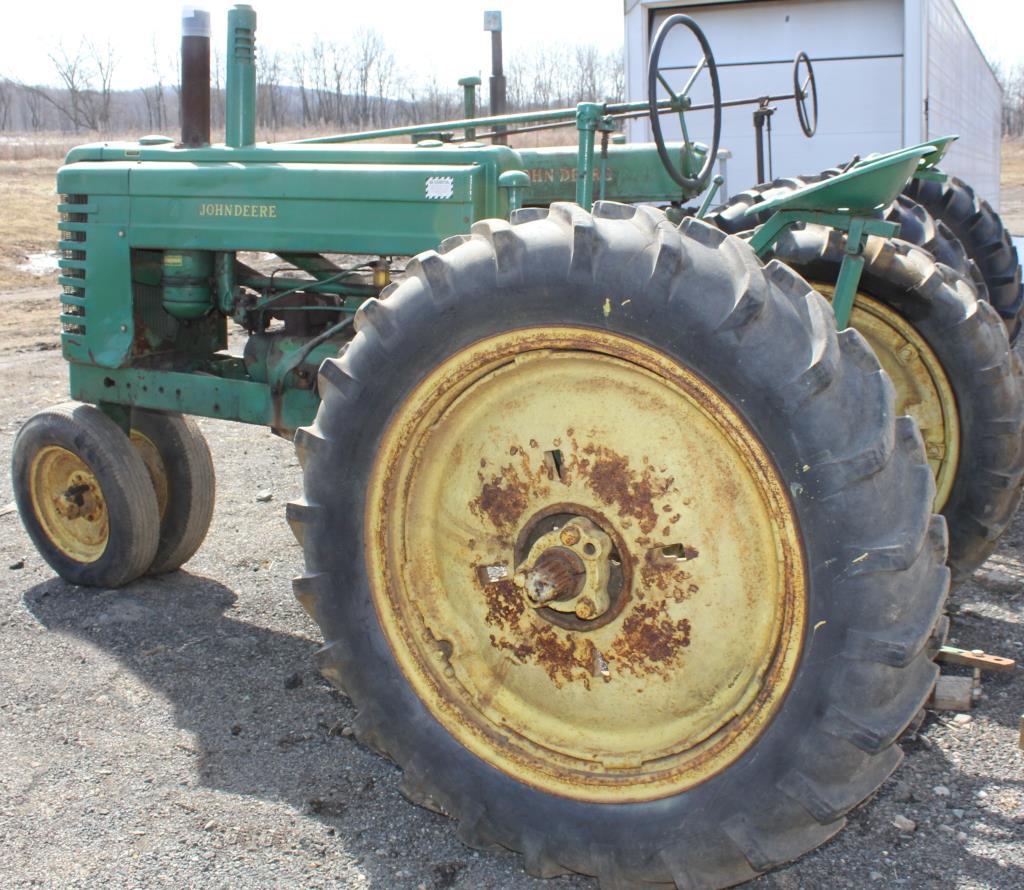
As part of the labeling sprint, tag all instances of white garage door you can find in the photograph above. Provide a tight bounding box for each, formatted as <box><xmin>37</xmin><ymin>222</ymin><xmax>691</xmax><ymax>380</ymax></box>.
<box><xmin>637</xmin><ymin>0</ymin><xmax>906</xmax><ymax>198</ymax></box>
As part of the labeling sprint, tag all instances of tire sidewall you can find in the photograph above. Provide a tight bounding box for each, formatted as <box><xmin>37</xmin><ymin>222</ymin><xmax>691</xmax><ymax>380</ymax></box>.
<box><xmin>12</xmin><ymin>404</ymin><xmax>159</xmax><ymax>587</ymax></box>
<box><xmin>302</xmin><ymin>219</ymin><xmax>914</xmax><ymax>863</ymax></box>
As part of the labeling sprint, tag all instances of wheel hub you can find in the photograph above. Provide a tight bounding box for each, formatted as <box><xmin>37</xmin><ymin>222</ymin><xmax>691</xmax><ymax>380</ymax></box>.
<box><xmin>514</xmin><ymin>516</ymin><xmax>613</xmax><ymax>620</ymax></box>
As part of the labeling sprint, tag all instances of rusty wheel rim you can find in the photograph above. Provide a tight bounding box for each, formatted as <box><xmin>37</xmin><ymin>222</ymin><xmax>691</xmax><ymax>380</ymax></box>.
<box><xmin>28</xmin><ymin>445</ymin><xmax>109</xmax><ymax>563</ymax></box>
<box><xmin>366</xmin><ymin>328</ymin><xmax>806</xmax><ymax>802</ymax></box>
<box><xmin>820</xmin><ymin>286</ymin><xmax>960</xmax><ymax>511</ymax></box>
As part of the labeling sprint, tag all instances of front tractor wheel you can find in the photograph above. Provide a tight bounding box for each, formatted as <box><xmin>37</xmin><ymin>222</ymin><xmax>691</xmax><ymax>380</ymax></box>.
<box><xmin>290</xmin><ymin>204</ymin><xmax>947</xmax><ymax>886</ymax></box>
<box><xmin>129</xmin><ymin>409</ymin><xmax>216</xmax><ymax>575</ymax></box>
<box><xmin>12</xmin><ymin>402</ymin><xmax>160</xmax><ymax>587</ymax></box>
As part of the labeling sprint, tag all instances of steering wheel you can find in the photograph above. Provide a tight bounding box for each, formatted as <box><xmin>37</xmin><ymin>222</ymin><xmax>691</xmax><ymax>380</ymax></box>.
<box><xmin>793</xmin><ymin>51</ymin><xmax>818</xmax><ymax>137</ymax></box>
<box><xmin>647</xmin><ymin>14</ymin><xmax>722</xmax><ymax>193</ymax></box>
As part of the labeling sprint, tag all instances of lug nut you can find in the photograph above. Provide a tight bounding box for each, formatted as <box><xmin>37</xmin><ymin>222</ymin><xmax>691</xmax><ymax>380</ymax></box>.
<box><xmin>575</xmin><ymin>597</ymin><xmax>596</xmax><ymax>619</ymax></box>
<box><xmin>559</xmin><ymin>526</ymin><xmax>581</xmax><ymax>546</ymax></box>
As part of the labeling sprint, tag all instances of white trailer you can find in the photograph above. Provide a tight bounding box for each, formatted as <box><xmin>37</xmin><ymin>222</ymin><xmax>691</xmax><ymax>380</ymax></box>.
<box><xmin>624</xmin><ymin>0</ymin><xmax>1003</xmax><ymax>207</ymax></box>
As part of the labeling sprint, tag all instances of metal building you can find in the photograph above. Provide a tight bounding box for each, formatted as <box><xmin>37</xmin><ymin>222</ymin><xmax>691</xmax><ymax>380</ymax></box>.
<box><xmin>624</xmin><ymin>0</ymin><xmax>1003</xmax><ymax>206</ymax></box>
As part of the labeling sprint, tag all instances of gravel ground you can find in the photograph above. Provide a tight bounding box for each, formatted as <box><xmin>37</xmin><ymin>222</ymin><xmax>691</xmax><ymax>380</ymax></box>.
<box><xmin>1</xmin><ymin>307</ymin><xmax>1022</xmax><ymax>889</ymax></box>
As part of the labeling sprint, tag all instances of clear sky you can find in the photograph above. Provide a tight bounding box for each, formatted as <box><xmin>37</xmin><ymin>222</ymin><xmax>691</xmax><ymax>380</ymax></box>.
<box><xmin>1</xmin><ymin>1</ymin><xmax>1020</xmax><ymax>90</ymax></box>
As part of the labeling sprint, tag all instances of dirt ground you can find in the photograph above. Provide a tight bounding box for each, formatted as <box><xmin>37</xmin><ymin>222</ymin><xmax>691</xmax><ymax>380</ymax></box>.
<box><xmin>1</xmin><ymin>147</ymin><xmax>1023</xmax><ymax>889</ymax></box>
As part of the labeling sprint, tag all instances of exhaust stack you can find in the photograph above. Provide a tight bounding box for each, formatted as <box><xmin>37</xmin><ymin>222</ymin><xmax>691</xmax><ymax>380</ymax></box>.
<box><xmin>180</xmin><ymin>6</ymin><xmax>211</xmax><ymax>146</ymax></box>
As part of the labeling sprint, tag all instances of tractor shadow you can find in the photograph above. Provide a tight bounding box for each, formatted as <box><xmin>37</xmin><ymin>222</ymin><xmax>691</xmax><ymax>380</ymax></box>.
<box><xmin>20</xmin><ymin>571</ymin><xmax>530</xmax><ymax>889</ymax></box>
<box><xmin>20</xmin><ymin>570</ymin><xmax>1024</xmax><ymax>890</ymax></box>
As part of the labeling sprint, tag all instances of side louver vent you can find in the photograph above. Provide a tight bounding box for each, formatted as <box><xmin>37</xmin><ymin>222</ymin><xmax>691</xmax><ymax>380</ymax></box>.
<box><xmin>58</xmin><ymin>193</ymin><xmax>90</xmax><ymax>336</ymax></box>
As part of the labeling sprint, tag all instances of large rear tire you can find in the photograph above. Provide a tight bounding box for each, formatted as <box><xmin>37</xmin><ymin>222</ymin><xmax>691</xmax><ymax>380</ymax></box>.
<box><xmin>289</xmin><ymin>204</ymin><xmax>947</xmax><ymax>886</ymax></box>
<box><xmin>760</xmin><ymin>225</ymin><xmax>1024</xmax><ymax>582</ymax></box>
<box><xmin>904</xmin><ymin>175</ymin><xmax>1023</xmax><ymax>342</ymax></box>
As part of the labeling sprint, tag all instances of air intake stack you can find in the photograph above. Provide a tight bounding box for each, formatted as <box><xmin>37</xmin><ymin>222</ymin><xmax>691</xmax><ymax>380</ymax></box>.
<box><xmin>225</xmin><ymin>4</ymin><xmax>257</xmax><ymax>148</ymax></box>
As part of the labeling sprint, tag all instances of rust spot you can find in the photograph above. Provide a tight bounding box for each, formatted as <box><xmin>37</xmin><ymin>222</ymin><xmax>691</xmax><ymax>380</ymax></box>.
<box><xmin>529</xmin><ymin>628</ymin><xmax>595</xmax><ymax>689</ymax></box>
<box><xmin>471</xmin><ymin>464</ymin><xmax>532</xmax><ymax>530</ymax></box>
<box><xmin>638</xmin><ymin>549</ymin><xmax>699</xmax><ymax>605</ymax></box>
<box><xmin>490</xmin><ymin>633</ymin><xmax>534</xmax><ymax>663</ymax></box>
<box><xmin>580</xmin><ymin>444</ymin><xmax>674</xmax><ymax>534</ymax></box>
<box><xmin>529</xmin><ymin>438</ymin><xmax>539</xmax><ymax>449</ymax></box>
<box><xmin>611</xmin><ymin>601</ymin><xmax>691</xmax><ymax>678</ymax></box>
<box><xmin>130</xmin><ymin>318</ymin><xmax>151</xmax><ymax>356</ymax></box>
<box><xmin>482</xmin><ymin>578</ymin><xmax>526</xmax><ymax>628</ymax></box>
<box><xmin>489</xmin><ymin>621</ymin><xmax>597</xmax><ymax>689</ymax></box>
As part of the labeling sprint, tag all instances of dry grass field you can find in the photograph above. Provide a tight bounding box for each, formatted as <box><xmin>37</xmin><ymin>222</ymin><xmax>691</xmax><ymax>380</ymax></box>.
<box><xmin>1000</xmin><ymin>139</ymin><xmax>1024</xmax><ymax>234</ymax></box>
<box><xmin>0</xmin><ymin>158</ymin><xmax>60</xmax><ymax>290</ymax></box>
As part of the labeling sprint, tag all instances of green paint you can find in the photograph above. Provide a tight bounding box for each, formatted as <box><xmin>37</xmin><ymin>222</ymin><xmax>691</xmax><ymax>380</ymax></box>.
<box><xmin>52</xmin><ymin>1</ymin><xmax>959</xmax><ymax>440</ymax></box>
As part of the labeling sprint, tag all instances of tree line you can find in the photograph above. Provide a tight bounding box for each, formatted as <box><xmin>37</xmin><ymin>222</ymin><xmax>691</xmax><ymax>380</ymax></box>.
<box><xmin>994</xmin><ymin>63</ymin><xmax>1024</xmax><ymax>139</ymax></box>
<box><xmin>0</xmin><ymin>31</ymin><xmax>624</xmax><ymax>136</ymax></box>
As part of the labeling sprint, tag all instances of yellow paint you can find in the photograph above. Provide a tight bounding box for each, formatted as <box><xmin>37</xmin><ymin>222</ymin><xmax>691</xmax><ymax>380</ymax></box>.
<box><xmin>28</xmin><ymin>445</ymin><xmax>108</xmax><ymax>563</ymax></box>
<box><xmin>364</xmin><ymin>327</ymin><xmax>807</xmax><ymax>803</ymax></box>
<box><xmin>819</xmin><ymin>286</ymin><xmax>960</xmax><ymax>510</ymax></box>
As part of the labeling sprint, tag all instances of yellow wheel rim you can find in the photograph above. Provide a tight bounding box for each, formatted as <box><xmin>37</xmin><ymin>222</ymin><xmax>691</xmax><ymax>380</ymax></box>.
<box><xmin>366</xmin><ymin>328</ymin><xmax>806</xmax><ymax>803</ymax></box>
<box><xmin>28</xmin><ymin>446</ymin><xmax>109</xmax><ymax>563</ymax></box>
<box><xmin>130</xmin><ymin>430</ymin><xmax>169</xmax><ymax>521</ymax></box>
<box><xmin>821</xmin><ymin>287</ymin><xmax>960</xmax><ymax>510</ymax></box>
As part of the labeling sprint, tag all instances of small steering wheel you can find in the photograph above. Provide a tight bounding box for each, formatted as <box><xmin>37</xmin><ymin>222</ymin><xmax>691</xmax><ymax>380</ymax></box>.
<box><xmin>793</xmin><ymin>51</ymin><xmax>818</xmax><ymax>137</ymax></box>
<box><xmin>647</xmin><ymin>14</ymin><xmax>722</xmax><ymax>193</ymax></box>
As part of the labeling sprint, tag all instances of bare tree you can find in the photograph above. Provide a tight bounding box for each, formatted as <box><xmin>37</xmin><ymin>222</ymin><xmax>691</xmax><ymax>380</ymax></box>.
<box><xmin>604</xmin><ymin>49</ymin><xmax>625</xmax><ymax>103</ymax></box>
<box><xmin>40</xmin><ymin>42</ymin><xmax>100</xmax><ymax>130</ymax></box>
<box><xmin>141</xmin><ymin>37</ymin><xmax>168</xmax><ymax>132</ymax></box>
<box><xmin>0</xmin><ymin>77</ymin><xmax>12</xmax><ymax>130</ymax></box>
<box><xmin>573</xmin><ymin>45</ymin><xmax>601</xmax><ymax>104</ymax></box>
<box><xmin>212</xmin><ymin>45</ymin><xmax>224</xmax><ymax>131</ymax></box>
<box><xmin>994</xmin><ymin>61</ymin><xmax>1024</xmax><ymax>137</ymax></box>
<box><xmin>89</xmin><ymin>40</ymin><xmax>117</xmax><ymax>130</ymax></box>
<box><xmin>291</xmin><ymin>49</ymin><xmax>311</xmax><ymax>126</ymax></box>
<box><xmin>23</xmin><ymin>84</ymin><xmax>47</xmax><ymax>131</ymax></box>
<box><xmin>257</xmin><ymin>48</ymin><xmax>284</xmax><ymax>131</ymax></box>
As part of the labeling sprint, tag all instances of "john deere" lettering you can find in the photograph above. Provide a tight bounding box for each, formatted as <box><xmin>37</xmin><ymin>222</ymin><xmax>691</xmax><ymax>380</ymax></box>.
<box><xmin>199</xmin><ymin>202</ymin><xmax>279</xmax><ymax>218</ymax></box>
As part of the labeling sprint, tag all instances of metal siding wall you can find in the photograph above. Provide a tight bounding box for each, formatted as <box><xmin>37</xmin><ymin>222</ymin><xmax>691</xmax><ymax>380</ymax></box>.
<box><xmin>626</xmin><ymin>0</ymin><xmax>907</xmax><ymax>197</ymax></box>
<box><xmin>924</xmin><ymin>0</ymin><xmax>1002</xmax><ymax>207</ymax></box>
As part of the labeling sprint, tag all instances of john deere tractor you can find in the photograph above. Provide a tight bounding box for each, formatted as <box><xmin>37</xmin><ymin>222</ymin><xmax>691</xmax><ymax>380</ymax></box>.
<box><xmin>11</xmin><ymin>7</ymin><xmax>1023</xmax><ymax>887</ymax></box>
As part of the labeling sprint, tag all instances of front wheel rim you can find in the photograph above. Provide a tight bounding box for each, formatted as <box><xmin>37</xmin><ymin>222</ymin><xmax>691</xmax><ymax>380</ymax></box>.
<box><xmin>28</xmin><ymin>445</ymin><xmax>109</xmax><ymax>563</ymax></box>
<box><xmin>365</xmin><ymin>327</ymin><xmax>807</xmax><ymax>803</ymax></box>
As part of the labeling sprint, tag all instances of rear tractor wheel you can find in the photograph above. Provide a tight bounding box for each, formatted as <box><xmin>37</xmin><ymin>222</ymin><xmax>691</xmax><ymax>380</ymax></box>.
<box><xmin>905</xmin><ymin>174</ymin><xmax>1023</xmax><ymax>342</ymax></box>
<box><xmin>756</xmin><ymin>225</ymin><xmax>1024</xmax><ymax>582</ymax></box>
<box><xmin>290</xmin><ymin>203</ymin><xmax>948</xmax><ymax>886</ymax></box>
<box><xmin>12</xmin><ymin>402</ymin><xmax>160</xmax><ymax>587</ymax></box>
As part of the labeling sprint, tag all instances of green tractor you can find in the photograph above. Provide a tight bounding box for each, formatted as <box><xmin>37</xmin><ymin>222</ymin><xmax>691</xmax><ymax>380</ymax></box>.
<box><xmin>10</xmin><ymin>7</ymin><xmax>1023</xmax><ymax>887</ymax></box>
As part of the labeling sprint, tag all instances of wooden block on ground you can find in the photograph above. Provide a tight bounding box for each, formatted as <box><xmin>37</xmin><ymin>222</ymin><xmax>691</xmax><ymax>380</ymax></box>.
<box><xmin>928</xmin><ymin>675</ymin><xmax>973</xmax><ymax>712</ymax></box>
